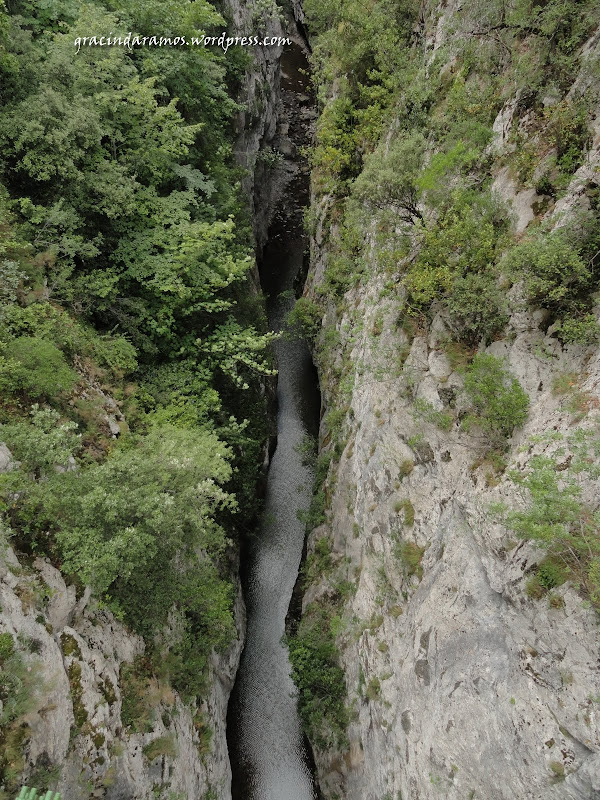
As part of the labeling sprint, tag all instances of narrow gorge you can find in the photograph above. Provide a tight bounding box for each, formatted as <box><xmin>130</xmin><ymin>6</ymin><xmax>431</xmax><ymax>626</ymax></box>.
<box><xmin>227</xmin><ymin>38</ymin><xmax>320</xmax><ymax>800</ymax></box>
<box><xmin>2</xmin><ymin>2</ymin><xmax>600</xmax><ymax>800</ymax></box>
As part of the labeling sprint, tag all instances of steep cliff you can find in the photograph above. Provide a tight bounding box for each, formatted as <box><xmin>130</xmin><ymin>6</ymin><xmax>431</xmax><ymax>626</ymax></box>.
<box><xmin>294</xmin><ymin>3</ymin><xmax>600</xmax><ymax>799</ymax></box>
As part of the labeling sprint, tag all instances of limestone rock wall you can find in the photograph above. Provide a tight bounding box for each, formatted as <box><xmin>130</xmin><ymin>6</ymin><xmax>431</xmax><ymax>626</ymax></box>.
<box><xmin>301</xmin><ymin>10</ymin><xmax>600</xmax><ymax>800</ymax></box>
<box><xmin>0</xmin><ymin>538</ymin><xmax>244</xmax><ymax>800</ymax></box>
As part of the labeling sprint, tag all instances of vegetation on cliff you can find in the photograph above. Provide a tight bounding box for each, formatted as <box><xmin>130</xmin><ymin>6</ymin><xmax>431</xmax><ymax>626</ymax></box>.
<box><xmin>0</xmin><ymin>0</ymin><xmax>272</xmax><ymax>750</ymax></box>
<box><xmin>289</xmin><ymin>0</ymin><xmax>600</xmax><ymax>753</ymax></box>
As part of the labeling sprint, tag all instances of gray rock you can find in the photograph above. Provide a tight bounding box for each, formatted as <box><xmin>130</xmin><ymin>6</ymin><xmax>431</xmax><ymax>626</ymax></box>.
<box><xmin>0</xmin><ymin>442</ymin><xmax>17</xmax><ymax>473</ymax></box>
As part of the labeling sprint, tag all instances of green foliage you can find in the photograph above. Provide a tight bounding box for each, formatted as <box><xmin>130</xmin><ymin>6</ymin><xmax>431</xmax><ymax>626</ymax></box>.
<box><xmin>303</xmin><ymin>536</ymin><xmax>333</xmax><ymax>585</ymax></box>
<box><xmin>3</xmin><ymin>425</ymin><xmax>237</xmax><ymax>696</ymax></box>
<box><xmin>120</xmin><ymin>658</ymin><xmax>155</xmax><ymax>733</ymax></box>
<box><xmin>311</xmin><ymin>96</ymin><xmax>359</xmax><ymax>194</ymax></box>
<box><xmin>553</xmin><ymin>314</ymin><xmax>600</xmax><ymax>346</ymax></box>
<box><xmin>53</xmin><ymin>427</ymin><xmax>233</xmax><ymax>625</ymax></box>
<box><xmin>463</xmin><ymin>354</ymin><xmax>530</xmax><ymax>440</ymax></box>
<box><xmin>142</xmin><ymin>735</ymin><xmax>177</xmax><ymax>761</ymax></box>
<box><xmin>503</xmin><ymin>230</ymin><xmax>592</xmax><ymax>313</ymax></box>
<box><xmin>298</xmin><ymin>451</ymin><xmax>333</xmax><ymax>531</ymax></box>
<box><xmin>412</xmin><ymin>399</ymin><xmax>454</xmax><ymax>432</ymax></box>
<box><xmin>399</xmin><ymin>460</ymin><xmax>414</xmax><ymax>479</ymax></box>
<box><xmin>0</xmin><ymin>634</ymin><xmax>43</xmax><ymax>790</ymax></box>
<box><xmin>0</xmin><ymin>337</ymin><xmax>77</xmax><ymax>399</ymax></box>
<box><xmin>352</xmin><ymin>132</ymin><xmax>425</xmax><ymax>224</ymax></box>
<box><xmin>537</xmin><ymin>558</ymin><xmax>567</xmax><ymax>590</ymax></box>
<box><xmin>0</xmin><ymin>405</ymin><xmax>80</xmax><ymax>475</ymax></box>
<box><xmin>545</xmin><ymin>100</ymin><xmax>591</xmax><ymax>177</ymax></box>
<box><xmin>286</xmin><ymin>297</ymin><xmax>323</xmax><ymax>343</ymax></box>
<box><xmin>394</xmin><ymin>499</ymin><xmax>415</xmax><ymax>526</ymax></box>
<box><xmin>0</xmin><ymin>0</ymin><xmax>275</xmax><ymax>708</ymax></box>
<box><xmin>504</xmin><ymin>435</ymin><xmax>600</xmax><ymax>608</ymax></box>
<box><xmin>406</xmin><ymin>190</ymin><xmax>508</xmax><ymax>299</ymax></box>
<box><xmin>445</xmin><ymin>271</ymin><xmax>509</xmax><ymax>345</ymax></box>
<box><xmin>287</xmin><ymin>604</ymin><xmax>348</xmax><ymax>749</ymax></box>
<box><xmin>395</xmin><ymin>541</ymin><xmax>425</xmax><ymax>580</ymax></box>
<box><xmin>0</xmin><ymin>633</ymin><xmax>14</xmax><ymax>663</ymax></box>
<box><xmin>365</xmin><ymin>676</ymin><xmax>381</xmax><ymax>701</ymax></box>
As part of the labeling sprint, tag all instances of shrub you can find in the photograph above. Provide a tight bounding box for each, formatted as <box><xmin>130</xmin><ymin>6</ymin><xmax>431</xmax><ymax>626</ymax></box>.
<box><xmin>413</xmin><ymin>398</ymin><xmax>454</xmax><ymax>431</ymax></box>
<box><xmin>120</xmin><ymin>658</ymin><xmax>154</xmax><ymax>733</ymax></box>
<box><xmin>0</xmin><ymin>637</ymin><xmax>43</xmax><ymax>790</ymax></box>
<box><xmin>396</xmin><ymin>541</ymin><xmax>425</xmax><ymax>579</ymax></box>
<box><xmin>537</xmin><ymin>558</ymin><xmax>567</xmax><ymax>590</ymax></box>
<box><xmin>365</xmin><ymin>676</ymin><xmax>381</xmax><ymax>701</ymax></box>
<box><xmin>394</xmin><ymin>499</ymin><xmax>415</xmax><ymax>526</ymax></box>
<box><xmin>287</xmin><ymin>605</ymin><xmax>348</xmax><ymax>749</ymax></box>
<box><xmin>142</xmin><ymin>735</ymin><xmax>177</xmax><ymax>761</ymax></box>
<box><xmin>464</xmin><ymin>354</ymin><xmax>529</xmax><ymax>440</ymax></box>
<box><xmin>352</xmin><ymin>132</ymin><xmax>425</xmax><ymax>224</ymax></box>
<box><xmin>505</xmin><ymin>441</ymin><xmax>600</xmax><ymax>609</ymax></box>
<box><xmin>304</xmin><ymin>536</ymin><xmax>333</xmax><ymax>585</ymax></box>
<box><xmin>405</xmin><ymin>189</ymin><xmax>508</xmax><ymax>312</ymax></box>
<box><xmin>298</xmin><ymin>451</ymin><xmax>333</xmax><ymax>531</ymax></box>
<box><xmin>554</xmin><ymin>314</ymin><xmax>600</xmax><ymax>345</ymax></box>
<box><xmin>502</xmin><ymin>231</ymin><xmax>591</xmax><ymax>312</ymax></box>
<box><xmin>5</xmin><ymin>425</ymin><xmax>237</xmax><ymax>697</ymax></box>
<box><xmin>525</xmin><ymin>574</ymin><xmax>545</xmax><ymax>600</ymax></box>
<box><xmin>0</xmin><ymin>337</ymin><xmax>77</xmax><ymax>398</ymax></box>
<box><xmin>545</xmin><ymin>100</ymin><xmax>590</xmax><ymax>177</ymax></box>
<box><xmin>0</xmin><ymin>405</ymin><xmax>80</xmax><ymax>475</ymax></box>
<box><xmin>445</xmin><ymin>271</ymin><xmax>509</xmax><ymax>344</ymax></box>
<box><xmin>286</xmin><ymin>297</ymin><xmax>323</xmax><ymax>343</ymax></box>
<box><xmin>399</xmin><ymin>459</ymin><xmax>414</xmax><ymax>479</ymax></box>
<box><xmin>0</xmin><ymin>633</ymin><xmax>15</xmax><ymax>664</ymax></box>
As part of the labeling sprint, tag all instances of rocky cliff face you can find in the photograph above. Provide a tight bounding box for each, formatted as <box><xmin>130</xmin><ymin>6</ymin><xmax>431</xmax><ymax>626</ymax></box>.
<box><xmin>0</xmin><ymin>534</ymin><xmax>243</xmax><ymax>800</ymax></box>
<box><xmin>300</xmin><ymin>6</ymin><xmax>600</xmax><ymax>800</ymax></box>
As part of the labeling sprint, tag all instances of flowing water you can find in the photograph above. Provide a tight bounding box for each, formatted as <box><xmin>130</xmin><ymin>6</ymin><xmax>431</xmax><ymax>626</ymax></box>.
<box><xmin>227</xmin><ymin>42</ymin><xmax>320</xmax><ymax>800</ymax></box>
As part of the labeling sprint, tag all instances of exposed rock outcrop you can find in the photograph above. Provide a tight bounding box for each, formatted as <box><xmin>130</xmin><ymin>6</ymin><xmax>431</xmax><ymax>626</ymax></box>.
<box><xmin>300</xmin><ymin>8</ymin><xmax>600</xmax><ymax>800</ymax></box>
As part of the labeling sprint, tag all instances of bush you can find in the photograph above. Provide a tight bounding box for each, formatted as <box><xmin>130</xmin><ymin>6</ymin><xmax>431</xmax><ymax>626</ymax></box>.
<box><xmin>352</xmin><ymin>132</ymin><xmax>425</xmax><ymax>224</ymax></box>
<box><xmin>406</xmin><ymin>190</ymin><xmax>507</xmax><ymax>306</ymax></box>
<box><xmin>503</xmin><ymin>231</ymin><xmax>591</xmax><ymax>312</ymax></box>
<box><xmin>0</xmin><ymin>636</ymin><xmax>43</xmax><ymax>790</ymax></box>
<box><xmin>394</xmin><ymin>499</ymin><xmax>414</xmax><ymax>526</ymax></box>
<box><xmin>413</xmin><ymin>398</ymin><xmax>454</xmax><ymax>431</ymax></box>
<box><xmin>396</xmin><ymin>541</ymin><xmax>425</xmax><ymax>579</ymax></box>
<box><xmin>142</xmin><ymin>735</ymin><xmax>177</xmax><ymax>761</ymax></box>
<box><xmin>554</xmin><ymin>314</ymin><xmax>600</xmax><ymax>345</ymax></box>
<box><xmin>0</xmin><ymin>405</ymin><xmax>80</xmax><ymax>475</ymax></box>
<box><xmin>464</xmin><ymin>354</ymin><xmax>529</xmax><ymax>440</ymax></box>
<box><xmin>287</xmin><ymin>605</ymin><xmax>348</xmax><ymax>749</ymax></box>
<box><xmin>304</xmin><ymin>536</ymin><xmax>333</xmax><ymax>585</ymax></box>
<box><xmin>445</xmin><ymin>271</ymin><xmax>509</xmax><ymax>345</ymax></box>
<box><xmin>0</xmin><ymin>337</ymin><xmax>77</xmax><ymax>398</ymax></box>
<box><xmin>286</xmin><ymin>297</ymin><xmax>323</xmax><ymax>343</ymax></box>
<box><xmin>537</xmin><ymin>559</ymin><xmax>567</xmax><ymax>590</ymax></box>
<box><xmin>546</xmin><ymin>100</ymin><xmax>590</xmax><ymax>177</ymax></box>
<box><xmin>399</xmin><ymin>459</ymin><xmax>414</xmax><ymax>479</ymax></box>
<box><xmin>505</xmin><ymin>440</ymin><xmax>600</xmax><ymax>608</ymax></box>
<box><xmin>0</xmin><ymin>633</ymin><xmax>14</xmax><ymax>664</ymax></box>
<box><xmin>5</xmin><ymin>425</ymin><xmax>237</xmax><ymax>696</ymax></box>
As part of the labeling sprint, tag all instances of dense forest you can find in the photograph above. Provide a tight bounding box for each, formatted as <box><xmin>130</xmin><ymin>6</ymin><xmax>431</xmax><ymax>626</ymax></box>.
<box><xmin>0</xmin><ymin>0</ymin><xmax>273</xmax><ymax>757</ymax></box>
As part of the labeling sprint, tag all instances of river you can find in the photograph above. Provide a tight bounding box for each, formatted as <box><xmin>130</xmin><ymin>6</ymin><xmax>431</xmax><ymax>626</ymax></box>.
<box><xmin>227</xmin><ymin>42</ymin><xmax>320</xmax><ymax>800</ymax></box>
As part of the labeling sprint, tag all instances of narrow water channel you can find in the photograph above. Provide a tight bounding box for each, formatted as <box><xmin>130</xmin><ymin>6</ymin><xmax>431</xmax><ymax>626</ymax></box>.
<box><xmin>227</xmin><ymin>43</ymin><xmax>320</xmax><ymax>800</ymax></box>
